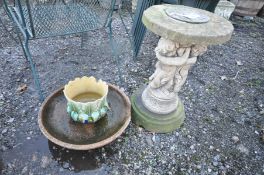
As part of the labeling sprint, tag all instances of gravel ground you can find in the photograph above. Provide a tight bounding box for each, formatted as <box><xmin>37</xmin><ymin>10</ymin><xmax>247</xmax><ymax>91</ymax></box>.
<box><xmin>0</xmin><ymin>7</ymin><xmax>264</xmax><ymax>175</ymax></box>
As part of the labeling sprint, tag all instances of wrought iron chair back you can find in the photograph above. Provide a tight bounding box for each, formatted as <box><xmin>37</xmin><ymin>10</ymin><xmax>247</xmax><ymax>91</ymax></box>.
<box><xmin>3</xmin><ymin>0</ymin><xmax>121</xmax><ymax>101</ymax></box>
<box><xmin>4</xmin><ymin>0</ymin><xmax>116</xmax><ymax>38</ymax></box>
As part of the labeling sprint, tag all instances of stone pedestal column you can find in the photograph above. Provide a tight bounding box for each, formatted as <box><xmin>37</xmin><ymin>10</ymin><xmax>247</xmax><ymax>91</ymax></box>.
<box><xmin>142</xmin><ymin>38</ymin><xmax>207</xmax><ymax>115</ymax></box>
<box><xmin>131</xmin><ymin>5</ymin><xmax>233</xmax><ymax>133</ymax></box>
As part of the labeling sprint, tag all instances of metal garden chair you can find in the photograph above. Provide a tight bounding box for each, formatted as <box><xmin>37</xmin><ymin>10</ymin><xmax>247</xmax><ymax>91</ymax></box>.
<box><xmin>123</xmin><ymin>0</ymin><xmax>221</xmax><ymax>59</ymax></box>
<box><xmin>3</xmin><ymin>0</ymin><xmax>121</xmax><ymax>101</ymax></box>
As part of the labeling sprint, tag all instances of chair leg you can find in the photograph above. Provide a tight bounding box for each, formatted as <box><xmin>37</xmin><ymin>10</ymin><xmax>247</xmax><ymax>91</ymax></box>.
<box><xmin>107</xmin><ymin>24</ymin><xmax>123</xmax><ymax>86</ymax></box>
<box><xmin>117</xmin><ymin>1</ymin><xmax>137</xmax><ymax>60</ymax></box>
<box><xmin>120</xmin><ymin>0</ymin><xmax>134</xmax><ymax>21</ymax></box>
<box><xmin>117</xmin><ymin>10</ymin><xmax>136</xmax><ymax>60</ymax></box>
<box><xmin>81</xmin><ymin>32</ymin><xmax>88</xmax><ymax>48</ymax></box>
<box><xmin>118</xmin><ymin>9</ymin><xmax>131</xmax><ymax>36</ymax></box>
<box><xmin>21</xmin><ymin>38</ymin><xmax>44</xmax><ymax>101</ymax></box>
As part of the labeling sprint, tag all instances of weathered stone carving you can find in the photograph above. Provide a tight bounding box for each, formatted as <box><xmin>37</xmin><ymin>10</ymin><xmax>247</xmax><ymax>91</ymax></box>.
<box><xmin>132</xmin><ymin>4</ymin><xmax>233</xmax><ymax>132</ymax></box>
<box><xmin>142</xmin><ymin>38</ymin><xmax>207</xmax><ymax>114</ymax></box>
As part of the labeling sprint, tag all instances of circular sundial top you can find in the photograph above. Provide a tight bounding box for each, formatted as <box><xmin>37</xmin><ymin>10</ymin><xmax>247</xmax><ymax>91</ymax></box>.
<box><xmin>165</xmin><ymin>7</ymin><xmax>210</xmax><ymax>24</ymax></box>
<box><xmin>142</xmin><ymin>5</ymin><xmax>234</xmax><ymax>45</ymax></box>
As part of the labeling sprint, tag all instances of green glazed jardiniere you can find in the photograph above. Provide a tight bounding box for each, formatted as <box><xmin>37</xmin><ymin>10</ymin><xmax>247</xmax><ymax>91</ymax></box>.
<box><xmin>63</xmin><ymin>76</ymin><xmax>109</xmax><ymax>124</ymax></box>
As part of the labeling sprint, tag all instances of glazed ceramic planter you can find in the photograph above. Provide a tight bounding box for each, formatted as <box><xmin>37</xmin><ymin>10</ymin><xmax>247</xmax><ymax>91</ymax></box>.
<box><xmin>214</xmin><ymin>0</ymin><xmax>235</xmax><ymax>19</ymax></box>
<box><xmin>232</xmin><ymin>0</ymin><xmax>264</xmax><ymax>16</ymax></box>
<box><xmin>63</xmin><ymin>76</ymin><xmax>109</xmax><ymax>124</ymax></box>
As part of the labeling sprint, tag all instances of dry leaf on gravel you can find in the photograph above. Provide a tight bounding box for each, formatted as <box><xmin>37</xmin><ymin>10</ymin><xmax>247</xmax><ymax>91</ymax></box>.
<box><xmin>17</xmin><ymin>84</ymin><xmax>27</xmax><ymax>93</ymax></box>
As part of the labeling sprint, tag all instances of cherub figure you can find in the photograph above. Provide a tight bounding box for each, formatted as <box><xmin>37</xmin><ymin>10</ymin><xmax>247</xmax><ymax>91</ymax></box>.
<box><xmin>149</xmin><ymin>38</ymin><xmax>207</xmax><ymax>97</ymax></box>
<box><xmin>173</xmin><ymin>57</ymin><xmax>197</xmax><ymax>93</ymax></box>
<box><xmin>149</xmin><ymin>41</ymin><xmax>191</xmax><ymax>97</ymax></box>
<box><xmin>155</xmin><ymin>38</ymin><xmax>178</xmax><ymax>57</ymax></box>
<box><xmin>149</xmin><ymin>62</ymin><xmax>176</xmax><ymax>91</ymax></box>
<box><xmin>190</xmin><ymin>45</ymin><xmax>207</xmax><ymax>57</ymax></box>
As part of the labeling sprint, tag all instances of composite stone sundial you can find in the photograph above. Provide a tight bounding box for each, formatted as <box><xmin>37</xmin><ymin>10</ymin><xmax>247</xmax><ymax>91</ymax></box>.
<box><xmin>131</xmin><ymin>5</ymin><xmax>234</xmax><ymax>133</ymax></box>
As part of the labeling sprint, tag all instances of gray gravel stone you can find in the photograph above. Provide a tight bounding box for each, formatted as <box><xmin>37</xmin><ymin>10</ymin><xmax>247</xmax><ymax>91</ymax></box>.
<box><xmin>237</xmin><ymin>144</ymin><xmax>249</xmax><ymax>155</ymax></box>
<box><xmin>62</xmin><ymin>162</ymin><xmax>70</xmax><ymax>169</ymax></box>
<box><xmin>213</xmin><ymin>161</ymin><xmax>218</xmax><ymax>167</ymax></box>
<box><xmin>6</xmin><ymin>118</ymin><xmax>14</xmax><ymax>123</ymax></box>
<box><xmin>41</xmin><ymin>156</ymin><xmax>51</xmax><ymax>168</ymax></box>
<box><xmin>1</xmin><ymin>129</ymin><xmax>7</xmax><ymax>134</ymax></box>
<box><xmin>231</xmin><ymin>136</ymin><xmax>240</xmax><ymax>143</ymax></box>
<box><xmin>21</xmin><ymin>166</ymin><xmax>28</xmax><ymax>174</ymax></box>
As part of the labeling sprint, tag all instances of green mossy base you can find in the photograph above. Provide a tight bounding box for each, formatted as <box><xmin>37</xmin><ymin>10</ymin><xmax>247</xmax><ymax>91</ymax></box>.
<box><xmin>131</xmin><ymin>86</ymin><xmax>185</xmax><ymax>133</ymax></box>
